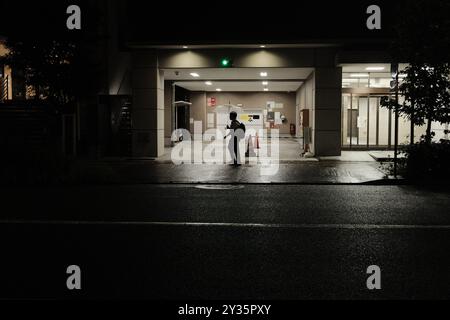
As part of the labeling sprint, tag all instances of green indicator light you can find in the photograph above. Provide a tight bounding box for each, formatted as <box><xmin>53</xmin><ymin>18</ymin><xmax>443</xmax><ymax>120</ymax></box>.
<box><xmin>221</xmin><ymin>58</ymin><xmax>232</xmax><ymax>68</ymax></box>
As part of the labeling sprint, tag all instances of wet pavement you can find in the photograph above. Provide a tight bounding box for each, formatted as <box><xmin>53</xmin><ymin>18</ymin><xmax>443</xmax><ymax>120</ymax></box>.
<box><xmin>1</xmin><ymin>184</ymin><xmax>450</xmax><ymax>299</ymax></box>
<box><xmin>1</xmin><ymin>185</ymin><xmax>449</xmax><ymax>225</ymax></box>
<box><xmin>72</xmin><ymin>161</ymin><xmax>386</xmax><ymax>185</ymax></box>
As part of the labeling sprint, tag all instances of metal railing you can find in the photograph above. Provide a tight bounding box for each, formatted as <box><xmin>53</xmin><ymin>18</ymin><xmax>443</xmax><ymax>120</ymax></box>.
<box><xmin>0</xmin><ymin>75</ymin><xmax>9</xmax><ymax>102</ymax></box>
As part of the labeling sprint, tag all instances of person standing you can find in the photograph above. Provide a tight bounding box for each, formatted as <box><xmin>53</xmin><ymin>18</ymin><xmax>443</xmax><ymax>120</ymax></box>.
<box><xmin>224</xmin><ymin>111</ymin><xmax>245</xmax><ymax>166</ymax></box>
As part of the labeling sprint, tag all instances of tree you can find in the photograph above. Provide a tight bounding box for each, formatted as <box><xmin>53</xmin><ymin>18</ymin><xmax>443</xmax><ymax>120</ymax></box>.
<box><xmin>381</xmin><ymin>64</ymin><xmax>450</xmax><ymax>144</ymax></box>
<box><xmin>0</xmin><ymin>1</ymin><xmax>109</xmax><ymax>108</ymax></box>
<box><xmin>0</xmin><ymin>39</ymin><xmax>78</xmax><ymax>107</ymax></box>
<box><xmin>381</xmin><ymin>0</ymin><xmax>450</xmax><ymax>145</ymax></box>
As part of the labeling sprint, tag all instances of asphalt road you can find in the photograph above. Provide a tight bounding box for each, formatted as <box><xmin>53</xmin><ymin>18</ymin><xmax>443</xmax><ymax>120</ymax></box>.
<box><xmin>1</xmin><ymin>184</ymin><xmax>450</xmax><ymax>300</ymax></box>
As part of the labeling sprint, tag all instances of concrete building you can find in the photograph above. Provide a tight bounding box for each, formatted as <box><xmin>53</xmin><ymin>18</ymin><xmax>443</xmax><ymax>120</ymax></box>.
<box><xmin>2</xmin><ymin>1</ymin><xmax>448</xmax><ymax>159</ymax></box>
<box><xmin>124</xmin><ymin>49</ymin><xmax>343</xmax><ymax>157</ymax></box>
<box><xmin>101</xmin><ymin>1</ymin><xmax>448</xmax><ymax>159</ymax></box>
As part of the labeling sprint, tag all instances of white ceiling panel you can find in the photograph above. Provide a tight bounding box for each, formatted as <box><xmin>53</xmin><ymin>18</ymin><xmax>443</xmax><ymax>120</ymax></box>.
<box><xmin>175</xmin><ymin>81</ymin><xmax>303</xmax><ymax>92</ymax></box>
<box><xmin>164</xmin><ymin>68</ymin><xmax>314</xmax><ymax>81</ymax></box>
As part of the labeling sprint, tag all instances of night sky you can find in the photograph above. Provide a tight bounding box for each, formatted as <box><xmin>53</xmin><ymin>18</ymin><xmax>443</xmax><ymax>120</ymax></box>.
<box><xmin>0</xmin><ymin>0</ymin><xmax>400</xmax><ymax>44</ymax></box>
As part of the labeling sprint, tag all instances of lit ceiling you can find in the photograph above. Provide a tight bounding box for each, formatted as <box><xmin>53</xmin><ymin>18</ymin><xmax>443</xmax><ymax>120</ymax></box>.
<box><xmin>175</xmin><ymin>81</ymin><xmax>303</xmax><ymax>92</ymax></box>
<box><xmin>341</xmin><ymin>63</ymin><xmax>409</xmax><ymax>74</ymax></box>
<box><xmin>163</xmin><ymin>68</ymin><xmax>314</xmax><ymax>81</ymax></box>
<box><xmin>165</xmin><ymin>67</ymin><xmax>311</xmax><ymax>93</ymax></box>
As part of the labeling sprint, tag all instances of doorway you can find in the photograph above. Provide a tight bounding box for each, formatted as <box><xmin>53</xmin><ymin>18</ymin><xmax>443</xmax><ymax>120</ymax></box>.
<box><xmin>343</xmin><ymin>94</ymin><xmax>390</xmax><ymax>149</ymax></box>
<box><xmin>176</xmin><ymin>104</ymin><xmax>190</xmax><ymax>131</ymax></box>
<box><xmin>163</xmin><ymin>67</ymin><xmax>315</xmax><ymax>161</ymax></box>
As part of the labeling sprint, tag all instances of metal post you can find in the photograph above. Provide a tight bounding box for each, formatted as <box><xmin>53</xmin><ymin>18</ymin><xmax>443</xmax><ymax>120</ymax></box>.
<box><xmin>445</xmin><ymin>123</ymin><xmax>449</xmax><ymax>140</ymax></box>
<box><xmin>410</xmin><ymin>97</ymin><xmax>415</xmax><ymax>145</ymax></box>
<box><xmin>394</xmin><ymin>71</ymin><xmax>399</xmax><ymax>177</ymax></box>
<box><xmin>349</xmin><ymin>94</ymin><xmax>353</xmax><ymax>149</ymax></box>
<box><xmin>376</xmin><ymin>97</ymin><xmax>380</xmax><ymax>146</ymax></box>
<box><xmin>367</xmin><ymin>95</ymin><xmax>370</xmax><ymax>149</ymax></box>
<box><xmin>388</xmin><ymin>109</ymin><xmax>392</xmax><ymax>149</ymax></box>
<box><xmin>171</xmin><ymin>83</ymin><xmax>176</xmax><ymax>147</ymax></box>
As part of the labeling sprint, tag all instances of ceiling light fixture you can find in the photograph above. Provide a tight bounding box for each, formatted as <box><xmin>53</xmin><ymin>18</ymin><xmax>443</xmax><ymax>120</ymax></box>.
<box><xmin>264</xmin><ymin>88</ymin><xmax>269</xmax><ymax>92</ymax></box>
<box><xmin>342</xmin><ymin>78</ymin><xmax>359</xmax><ymax>83</ymax></box>
<box><xmin>366</xmin><ymin>67</ymin><xmax>385</xmax><ymax>71</ymax></box>
<box><xmin>260</xmin><ymin>72</ymin><xmax>268</xmax><ymax>77</ymax></box>
<box><xmin>216</xmin><ymin>88</ymin><xmax>222</xmax><ymax>92</ymax></box>
<box><xmin>350</xmin><ymin>73</ymin><xmax>370</xmax><ymax>78</ymax></box>
<box><xmin>190</xmin><ymin>73</ymin><xmax>200</xmax><ymax>78</ymax></box>
<box><xmin>262</xmin><ymin>81</ymin><xmax>269</xmax><ymax>86</ymax></box>
<box><xmin>205</xmin><ymin>81</ymin><xmax>213</xmax><ymax>86</ymax></box>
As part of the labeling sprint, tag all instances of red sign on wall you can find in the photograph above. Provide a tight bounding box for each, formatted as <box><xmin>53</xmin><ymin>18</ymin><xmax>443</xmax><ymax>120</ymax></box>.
<box><xmin>207</xmin><ymin>97</ymin><xmax>217</xmax><ymax>107</ymax></box>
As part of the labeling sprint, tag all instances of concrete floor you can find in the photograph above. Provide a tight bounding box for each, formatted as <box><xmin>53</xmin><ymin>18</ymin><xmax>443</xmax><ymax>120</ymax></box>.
<box><xmin>77</xmin><ymin>161</ymin><xmax>386</xmax><ymax>184</ymax></box>
<box><xmin>369</xmin><ymin>151</ymin><xmax>406</xmax><ymax>161</ymax></box>
<box><xmin>157</xmin><ymin>139</ymin><xmax>387</xmax><ymax>163</ymax></box>
<box><xmin>157</xmin><ymin>138</ymin><xmax>317</xmax><ymax>163</ymax></box>
<box><xmin>88</xmin><ymin>146</ymin><xmax>393</xmax><ymax>185</ymax></box>
<box><xmin>320</xmin><ymin>151</ymin><xmax>376</xmax><ymax>162</ymax></box>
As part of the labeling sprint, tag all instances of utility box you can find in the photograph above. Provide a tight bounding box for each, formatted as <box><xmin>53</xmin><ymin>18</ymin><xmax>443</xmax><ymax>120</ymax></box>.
<box><xmin>304</xmin><ymin>127</ymin><xmax>313</xmax><ymax>145</ymax></box>
<box><xmin>300</xmin><ymin>109</ymin><xmax>312</xmax><ymax>154</ymax></box>
<box><xmin>300</xmin><ymin>109</ymin><xmax>310</xmax><ymax>128</ymax></box>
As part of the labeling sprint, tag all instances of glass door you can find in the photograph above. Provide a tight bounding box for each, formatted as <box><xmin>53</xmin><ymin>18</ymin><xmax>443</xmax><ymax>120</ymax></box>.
<box><xmin>343</xmin><ymin>94</ymin><xmax>391</xmax><ymax>149</ymax></box>
<box><xmin>342</xmin><ymin>95</ymin><xmax>368</xmax><ymax>148</ymax></box>
<box><xmin>357</xmin><ymin>96</ymin><xmax>369</xmax><ymax>147</ymax></box>
<box><xmin>368</xmin><ymin>97</ymin><xmax>379</xmax><ymax>146</ymax></box>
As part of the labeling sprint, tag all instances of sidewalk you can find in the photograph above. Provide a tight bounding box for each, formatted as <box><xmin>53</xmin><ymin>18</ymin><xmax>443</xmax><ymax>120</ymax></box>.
<box><xmin>70</xmin><ymin>160</ymin><xmax>389</xmax><ymax>185</ymax></box>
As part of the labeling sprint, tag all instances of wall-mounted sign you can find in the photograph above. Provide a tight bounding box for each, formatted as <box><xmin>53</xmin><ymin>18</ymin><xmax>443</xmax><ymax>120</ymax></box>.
<box><xmin>240</xmin><ymin>114</ymin><xmax>262</xmax><ymax>124</ymax></box>
<box><xmin>207</xmin><ymin>97</ymin><xmax>217</xmax><ymax>107</ymax></box>
<box><xmin>275</xmin><ymin>112</ymin><xmax>282</xmax><ymax>125</ymax></box>
<box><xmin>267</xmin><ymin>101</ymin><xmax>275</xmax><ymax>110</ymax></box>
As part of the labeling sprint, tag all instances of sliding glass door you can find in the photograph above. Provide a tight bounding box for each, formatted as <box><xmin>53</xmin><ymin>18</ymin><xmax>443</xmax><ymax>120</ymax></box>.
<box><xmin>342</xmin><ymin>94</ymin><xmax>391</xmax><ymax>149</ymax></box>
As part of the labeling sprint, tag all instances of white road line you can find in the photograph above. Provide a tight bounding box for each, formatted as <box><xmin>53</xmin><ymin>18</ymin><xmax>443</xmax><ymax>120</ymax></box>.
<box><xmin>1</xmin><ymin>220</ymin><xmax>450</xmax><ymax>230</ymax></box>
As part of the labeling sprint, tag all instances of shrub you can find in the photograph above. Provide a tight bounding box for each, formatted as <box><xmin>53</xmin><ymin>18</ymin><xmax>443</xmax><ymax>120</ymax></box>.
<box><xmin>400</xmin><ymin>135</ymin><xmax>450</xmax><ymax>182</ymax></box>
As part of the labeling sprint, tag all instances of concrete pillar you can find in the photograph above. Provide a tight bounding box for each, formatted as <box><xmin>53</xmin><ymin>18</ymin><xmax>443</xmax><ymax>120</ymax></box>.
<box><xmin>131</xmin><ymin>53</ymin><xmax>165</xmax><ymax>158</ymax></box>
<box><xmin>314</xmin><ymin>67</ymin><xmax>342</xmax><ymax>156</ymax></box>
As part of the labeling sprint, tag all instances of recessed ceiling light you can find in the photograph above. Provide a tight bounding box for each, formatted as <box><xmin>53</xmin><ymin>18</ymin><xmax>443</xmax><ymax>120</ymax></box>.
<box><xmin>260</xmin><ymin>72</ymin><xmax>268</xmax><ymax>77</ymax></box>
<box><xmin>350</xmin><ymin>73</ymin><xmax>370</xmax><ymax>77</ymax></box>
<box><xmin>342</xmin><ymin>78</ymin><xmax>359</xmax><ymax>83</ymax></box>
<box><xmin>262</xmin><ymin>81</ymin><xmax>269</xmax><ymax>86</ymax></box>
<box><xmin>366</xmin><ymin>67</ymin><xmax>385</xmax><ymax>71</ymax></box>
<box><xmin>216</xmin><ymin>88</ymin><xmax>222</xmax><ymax>92</ymax></box>
<box><xmin>205</xmin><ymin>81</ymin><xmax>213</xmax><ymax>86</ymax></box>
<box><xmin>260</xmin><ymin>45</ymin><xmax>266</xmax><ymax>48</ymax></box>
<box><xmin>264</xmin><ymin>88</ymin><xmax>269</xmax><ymax>92</ymax></box>
<box><xmin>182</xmin><ymin>46</ymin><xmax>189</xmax><ymax>49</ymax></box>
<box><xmin>190</xmin><ymin>73</ymin><xmax>200</xmax><ymax>78</ymax></box>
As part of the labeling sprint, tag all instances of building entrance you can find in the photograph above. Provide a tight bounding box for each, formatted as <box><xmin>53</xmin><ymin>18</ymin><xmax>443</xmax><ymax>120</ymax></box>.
<box><xmin>343</xmin><ymin>94</ymin><xmax>391</xmax><ymax>149</ymax></box>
